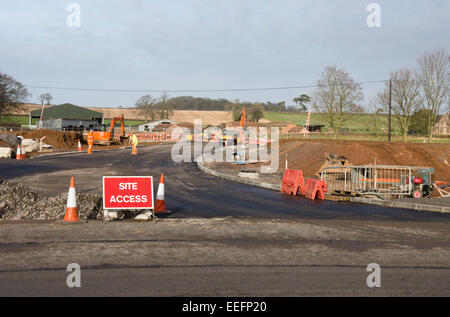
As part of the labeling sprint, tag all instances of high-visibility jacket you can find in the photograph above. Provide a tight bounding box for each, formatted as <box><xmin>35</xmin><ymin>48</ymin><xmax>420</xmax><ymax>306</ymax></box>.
<box><xmin>87</xmin><ymin>132</ymin><xmax>94</xmax><ymax>146</ymax></box>
<box><xmin>131</xmin><ymin>134</ymin><xmax>138</xmax><ymax>146</ymax></box>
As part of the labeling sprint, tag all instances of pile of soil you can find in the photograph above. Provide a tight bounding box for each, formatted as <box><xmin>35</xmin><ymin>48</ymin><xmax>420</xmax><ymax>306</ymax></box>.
<box><xmin>12</xmin><ymin>130</ymin><xmax>84</xmax><ymax>149</ymax></box>
<box><xmin>279</xmin><ymin>139</ymin><xmax>450</xmax><ymax>182</ymax></box>
<box><xmin>317</xmin><ymin>153</ymin><xmax>352</xmax><ymax>173</ymax></box>
<box><xmin>0</xmin><ymin>179</ymin><xmax>103</xmax><ymax>220</ymax></box>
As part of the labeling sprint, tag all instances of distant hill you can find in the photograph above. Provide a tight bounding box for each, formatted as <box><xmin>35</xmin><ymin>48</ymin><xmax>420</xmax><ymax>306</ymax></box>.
<box><xmin>11</xmin><ymin>104</ymin><xmax>233</xmax><ymax>125</ymax></box>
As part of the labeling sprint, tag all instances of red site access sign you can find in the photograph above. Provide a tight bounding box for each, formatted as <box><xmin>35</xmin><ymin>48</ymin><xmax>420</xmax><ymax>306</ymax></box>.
<box><xmin>103</xmin><ymin>176</ymin><xmax>154</xmax><ymax>210</ymax></box>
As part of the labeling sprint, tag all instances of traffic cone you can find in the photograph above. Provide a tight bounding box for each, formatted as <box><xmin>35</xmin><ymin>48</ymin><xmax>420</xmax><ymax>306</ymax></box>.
<box><xmin>63</xmin><ymin>177</ymin><xmax>79</xmax><ymax>221</ymax></box>
<box><xmin>78</xmin><ymin>139</ymin><xmax>82</xmax><ymax>152</ymax></box>
<box><xmin>132</xmin><ymin>144</ymin><xmax>138</xmax><ymax>155</ymax></box>
<box><xmin>154</xmin><ymin>173</ymin><xmax>166</xmax><ymax>212</ymax></box>
<box><xmin>16</xmin><ymin>144</ymin><xmax>23</xmax><ymax>160</ymax></box>
<box><xmin>21</xmin><ymin>144</ymin><xmax>26</xmax><ymax>159</ymax></box>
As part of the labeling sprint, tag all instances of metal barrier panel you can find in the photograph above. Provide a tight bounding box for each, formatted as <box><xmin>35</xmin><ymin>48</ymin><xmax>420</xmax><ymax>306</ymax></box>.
<box><xmin>321</xmin><ymin>165</ymin><xmax>431</xmax><ymax>196</ymax></box>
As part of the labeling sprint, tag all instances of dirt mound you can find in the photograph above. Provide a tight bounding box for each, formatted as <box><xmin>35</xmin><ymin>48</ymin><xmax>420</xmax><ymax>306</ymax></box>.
<box><xmin>279</xmin><ymin>139</ymin><xmax>450</xmax><ymax>182</ymax></box>
<box><xmin>12</xmin><ymin>130</ymin><xmax>83</xmax><ymax>149</ymax></box>
<box><xmin>318</xmin><ymin>153</ymin><xmax>352</xmax><ymax>173</ymax></box>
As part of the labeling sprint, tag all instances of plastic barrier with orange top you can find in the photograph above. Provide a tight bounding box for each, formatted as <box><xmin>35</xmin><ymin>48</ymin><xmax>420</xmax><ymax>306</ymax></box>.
<box><xmin>304</xmin><ymin>178</ymin><xmax>328</xmax><ymax>200</ymax></box>
<box><xmin>281</xmin><ymin>169</ymin><xmax>305</xmax><ymax>195</ymax></box>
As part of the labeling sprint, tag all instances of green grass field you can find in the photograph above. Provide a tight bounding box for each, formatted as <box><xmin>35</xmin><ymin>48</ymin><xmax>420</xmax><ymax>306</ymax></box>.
<box><xmin>264</xmin><ymin>112</ymin><xmax>450</xmax><ymax>143</ymax></box>
<box><xmin>263</xmin><ymin>112</ymin><xmax>394</xmax><ymax>134</ymax></box>
<box><xmin>0</xmin><ymin>115</ymin><xmax>31</xmax><ymax>126</ymax></box>
<box><xmin>279</xmin><ymin>133</ymin><xmax>450</xmax><ymax>143</ymax></box>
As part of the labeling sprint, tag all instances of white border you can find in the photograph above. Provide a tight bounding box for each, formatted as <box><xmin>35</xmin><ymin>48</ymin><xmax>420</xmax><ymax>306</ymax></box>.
<box><xmin>102</xmin><ymin>176</ymin><xmax>154</xmax><ymax>210</ymax></box>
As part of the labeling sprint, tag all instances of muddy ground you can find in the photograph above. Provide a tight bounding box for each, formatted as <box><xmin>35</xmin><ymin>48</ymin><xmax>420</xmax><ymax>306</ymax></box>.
<box><xmin>278</xmin><ymin>139</ymin><xmax>450</xmax><ymax>182</ymax></box>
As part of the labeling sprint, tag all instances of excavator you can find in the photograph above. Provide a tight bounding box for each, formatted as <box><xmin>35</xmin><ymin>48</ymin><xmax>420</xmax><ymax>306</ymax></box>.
<box><xmin>92</xmin><ymin>114</ymin><xmax>128</xmax><ymax>145</ymax></box>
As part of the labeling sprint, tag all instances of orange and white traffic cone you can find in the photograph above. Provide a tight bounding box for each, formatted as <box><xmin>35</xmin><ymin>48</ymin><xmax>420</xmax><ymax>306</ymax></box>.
<box><xmin>57</xmin><ymin>177</ymin><xmax>87</xmax><ymax>224</ymax></box>
<box><xmin>63</xmin><ymin>177</ymin><xmax>79</xmax><ymax>221</ymax></box>
<box><xmin>21</xmin><ymin>144</ymin><xmax>26</xmax><ymax>159</ymax></box>
<box><xmin>154</xmin><ymin>173</ymin><xmax>167</xmax><ymax>213</ymax></box>
<box><xmin>16</xmin><ymin>144</ymin><xmax>23</xmax><ymax>160</ymax></box>
<box><xmin>78</xmin><ymin>139</ymin><xmax>82</xmax><ymax>152</ymax></box>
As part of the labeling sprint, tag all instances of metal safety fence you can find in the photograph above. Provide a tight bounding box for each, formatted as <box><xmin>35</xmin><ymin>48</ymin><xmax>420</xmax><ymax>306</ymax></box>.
<box><xmin>320</xmin><ymin>165</ymin><xmax>433</xmax><ymax>197</ymax></box>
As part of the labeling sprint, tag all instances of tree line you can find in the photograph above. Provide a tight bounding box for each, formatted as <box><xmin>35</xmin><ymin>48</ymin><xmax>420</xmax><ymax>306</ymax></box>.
<box><xmin>375</xmin><ymin>48</ymin><xmax>449</xmax><ymax>142</ymax></box>
<box><xmin>134</xmin><ymin>95</ymin><xmax>290</xmax><ymax>123</ymax></box>
<box><xmin>312</xmin><ymin>48</ymin><xmax>449</xmax><ymax>141</ymax></box>
<box><xmin>134</xmin><ymin>48</ymin><xmax>449</xmax><ymax>137</ymax></box>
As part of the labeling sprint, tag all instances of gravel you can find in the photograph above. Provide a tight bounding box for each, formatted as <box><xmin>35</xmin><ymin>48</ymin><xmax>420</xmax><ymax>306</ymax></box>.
<box><xmin>0</xmin><ymin>179</ymin><xmax>103</xmax><ymax>220</ymax></box>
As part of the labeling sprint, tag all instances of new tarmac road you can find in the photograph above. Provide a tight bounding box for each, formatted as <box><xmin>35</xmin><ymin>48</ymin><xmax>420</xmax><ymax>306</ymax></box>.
<box><xmin>0</xmin><ymin>144</ymin><xmax>449</xmax><ymax>221</ymax></box>
<box><xmin>0</xmin><ymin>144</ymin><xmax>449</xmax><ymax>296</ymax></box>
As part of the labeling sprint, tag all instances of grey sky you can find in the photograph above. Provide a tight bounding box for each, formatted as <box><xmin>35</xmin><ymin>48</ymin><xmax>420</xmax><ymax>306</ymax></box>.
<box><xmin>1</xmin><ymin>0</ymin><xmax>449</xmax><ymax>108</ymax></box>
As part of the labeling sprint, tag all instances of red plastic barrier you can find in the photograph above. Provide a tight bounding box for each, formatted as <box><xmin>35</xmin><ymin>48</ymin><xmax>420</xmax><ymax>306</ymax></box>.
<box><xmin>304</xmin><ymin>178</ymin><xmax>328</xmax><ymax>200</ymax></box>
<box><xmin>281</xmin><ymin>169</ymin><xmax>305</xmax><ymax>195</ymax></box>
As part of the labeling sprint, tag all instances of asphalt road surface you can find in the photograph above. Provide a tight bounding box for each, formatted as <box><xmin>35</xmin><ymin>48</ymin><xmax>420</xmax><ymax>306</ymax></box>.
<box><xmin>0</xmin><ymin>144</ymin><xmax>449</xmax><ymax>221</ymax></box>
<box><xmin>0</xmin><ymin>144</ymin><xmax>449</xmax><ymax>296</ymax></box>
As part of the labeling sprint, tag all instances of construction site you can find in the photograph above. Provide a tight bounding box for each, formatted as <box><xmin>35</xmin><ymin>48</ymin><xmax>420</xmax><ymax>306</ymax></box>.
<box><xmin>3</xmin><ymin>114</ymin><xmax>449</xmax><ymax>301</ymax></box>
<box><xmin>1</xmin><ymin>106</ymin><xmax>449</xmax><ymax>218</ymax></box>
<box><xmin>0</xmin><ymin>105</ymin><xmax>449</xmax><ymax>297</ymax></box>
<box><xmin>0</xmin><ymin>1</ymin><xmax>449</xmax><ymax>302</ymax></box>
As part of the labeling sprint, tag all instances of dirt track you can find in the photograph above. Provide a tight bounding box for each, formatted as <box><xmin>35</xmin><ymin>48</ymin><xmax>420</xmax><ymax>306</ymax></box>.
<box><xmin>279</xmin><ymin>139</ymin><xmax>450</xmax><ymax>182</ymax></box>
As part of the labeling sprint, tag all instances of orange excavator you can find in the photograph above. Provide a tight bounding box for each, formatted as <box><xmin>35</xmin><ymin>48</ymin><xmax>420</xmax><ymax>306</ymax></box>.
<box><xmin>93</xmin><ymin>114</ymin><xmax>128</xmax><ymax>145</ymax></box>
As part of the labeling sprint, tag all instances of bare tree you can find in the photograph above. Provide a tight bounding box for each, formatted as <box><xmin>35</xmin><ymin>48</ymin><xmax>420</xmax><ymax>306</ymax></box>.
<box><xmin>0</xmin><ymin>72</ymin><xmax>29</xmax><ymax>116</ymax></box>
<box><xmin>313</xmin><ymin>66</ymin><xmax>363</xmax><ymax>139</ymax></box>
<box><xmin>377</xmin><ymin>68</ymin><xmax>422</xmax><ymax>141</ymax></box>
<box><xmin>416</xmin><ymin>48</ymin><xmax>450</xmax><ymax>141</ymax></box>
<box><xmin>39</xmin><ymin>93</ymin><xmax>53</xmax><ymax>105</ymax></box>
<box><xmin>157</xmin><ymin>92</ymin><xmax>173</xmax><ymax>120</ymax></box>
<box><xmin>135</xmin><ymin>95</ymin><xmax>157</xmax><ymax>121</ymax></box>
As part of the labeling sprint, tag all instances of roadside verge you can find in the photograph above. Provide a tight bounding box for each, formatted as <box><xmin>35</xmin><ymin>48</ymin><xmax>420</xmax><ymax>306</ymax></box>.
<box><xmin>350</xmin><ymin>197</ymin><xmax>450</xmax><ymax>213</ymax></box>
<box><xmin>197</xmin><ymin>155</ymin><xmax>281</xmax><ymax>191</ymax></box>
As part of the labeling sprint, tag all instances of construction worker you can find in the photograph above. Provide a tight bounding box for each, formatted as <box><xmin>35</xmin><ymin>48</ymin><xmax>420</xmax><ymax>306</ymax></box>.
<box><xmin>87</xmin><ymin>129</ymin><xmax>94</xmax><ymax>154</ymax></box>
<box><xmin>129</xmin><ymin>132</ymin><xmax>138</xmax><ymax>154</ymax></box>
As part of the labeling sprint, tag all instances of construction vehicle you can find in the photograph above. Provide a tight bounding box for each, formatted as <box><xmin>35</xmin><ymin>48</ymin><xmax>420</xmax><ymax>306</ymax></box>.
<box><xmin>92</xmin><ymin>114</ymin><xmax>128</xmax><ymax>145</ymax></box>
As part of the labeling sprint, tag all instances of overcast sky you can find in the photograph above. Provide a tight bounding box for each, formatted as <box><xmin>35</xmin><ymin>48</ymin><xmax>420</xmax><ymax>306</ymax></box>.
<box><xmin>1</xmin><ymin>0</ymin><xmax>449</xmax><ymax>108</ymax></box>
